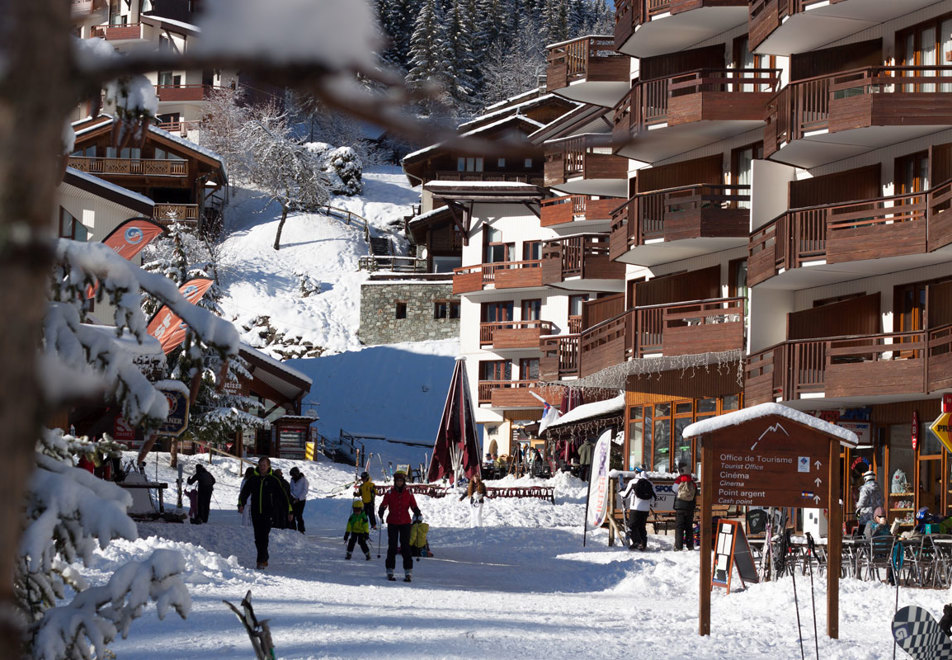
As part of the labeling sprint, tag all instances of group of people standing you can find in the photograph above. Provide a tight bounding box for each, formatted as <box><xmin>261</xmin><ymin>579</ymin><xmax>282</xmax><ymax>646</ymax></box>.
<box><xmin>619</xmin><ymin>462</ymin><xmax>698</xmax><ymax>552</ymax></box>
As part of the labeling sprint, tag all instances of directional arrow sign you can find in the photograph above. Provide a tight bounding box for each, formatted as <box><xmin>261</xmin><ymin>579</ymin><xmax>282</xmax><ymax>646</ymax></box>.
<box><xmin>815</xmin><ymin>477</ymin><xmax>823</xmax><ymax>487</ymax></box>
<box><xmin>815</xmin><ymin>460</ymin><xmax>822</xmax><ymax>470</ymax></box>
<box><xmin>813</xmin><ymin>495</ymin><xmax>821</xmax><ymax>504</ymax></box>
<box><xmin>930</xmin><ymin>412</ymin><xmax>952</xmax><ymax>454</ymax></box>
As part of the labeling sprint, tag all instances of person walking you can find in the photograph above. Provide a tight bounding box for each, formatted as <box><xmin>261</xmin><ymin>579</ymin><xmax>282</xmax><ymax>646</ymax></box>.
<box><xmin>271</xmin><ymin>468</ymin><xmax>292</xmax><ymax>530</ymax></box>
<box><xmin>238</xmin><ymin>457</ymin><xmax>292</xmax><ymax>569</ymax></box>
<box><xmin>358</xmin><ymin>471</ymin><xmax>377</xmax><ymax>530</ymax></box>
<box><xmin>578</xmin><ymin>439</ymin><xmax>594</xmax><ymax>481</ymax></box>
<box><xmin>620</xmin><ymin>466</ymin><xmax>654</xmax><ymax>550</ymax></box>
<box><xmin>239</xmin><ymin>466</ymin><xmax>254</xmax><ymax>527</ymax></box>
<box><xmin>288</xmin><ymin>466</ymin><xmax>309</xmax><ymax>534</ymax></box>
<box><xmin>856</xmin><ymin>470</ymin><xmax>885</xmax><ymax>532</ymax></box>
<box><xmin>378</xmin><ymin>471</ymin><xmax>421</xmax><ymax>582</ymax></box>
<box><xmin>344</xmin><ymin>500</ymin><xmax>372</xmax><ymax>560</ymax></box>
<box><xmin>672</xmin><ymin>462</ymin><xmax>697</xmax><ymax>551</ymax></box>
<box><xmin>460</xmin><ymin>472</ymin><xmax>487</xmax><ymax>528</ymax></box>
<box><xmin>187</xmin><ymin>463</ymin><xmax>216</xmax><ymax>524</ymax></box>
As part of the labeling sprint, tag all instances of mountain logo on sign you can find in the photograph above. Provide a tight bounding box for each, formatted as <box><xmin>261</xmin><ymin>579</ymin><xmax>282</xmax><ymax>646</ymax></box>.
<box><xmin>750</xmin><ymin>422</ymin><xmax>790</xmax><ymax>450</ymax></box>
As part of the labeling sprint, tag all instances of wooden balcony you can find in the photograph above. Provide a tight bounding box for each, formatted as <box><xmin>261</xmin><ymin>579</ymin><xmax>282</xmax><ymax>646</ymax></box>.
<box><xmin>615</xmin><ymin>0</ymin><xmax>748</xmax><ymax>57</ymax></box>
<box><xmin>155</xmin><ymin>84</ymin><xmax>221</xmax><ymax>103</ymax></box>
<box><xmin>613</xmin><ymin>68</ymin><xmax>779</xmax><ymax>162</ymax></box>
<box><xmin>578</xmin><ymin>297</ymin><xmax>746</xmax><ymax>377</ymax></box>
<box><xmin>544</xmin><ymin>134</ymin><xmax>628</xmax><ymax>197</ymax></box>
<box><xmin>540</xmin><ymin>334</ymin><xmax>581</xmax><ymax>381</ymax></box>
<box><xmin>546</xmin><ymin>36</ymin><xmax>630</xmax><ymax>107</ymax></box>
<box><xmin>480</xmin><ymin>320</ymin><xmax>554</xmax><ymax>349</ymax></box>
<box><xmin>540</xmin><ymin>195</ymin><xmax>620</xmax><ymax>227</ymax></box>
<box><xmin>541</xmin><ymin>234</ymin><xmax>625</xmax><ymax>287</ymax></box>
<box><xmin>434</xmin><ymin>171</ymin><xmax>539</xmax><ymax>185</ymax></box>
<box><xmin>66</xmin><ymin>156</ymin><xmax>189</xmax><ymax>177</ymax></box>
<box><xmin>153</xmin><ymin>203</ymin><xmax>199</xmax><ymax>225</ymax></box>
<box><xmin>453</xmin><ymin>260</ymin><xmax>543</xmax><ymax>294</ymax></box>
<box><xmin>749</xmin><ymin>0</ymin><xmax>938</xmax><ymax>55</ymax></box>
<box><xmin>156</xmin><ymin>120</ymin><xmax>200</xmax><ymax>136</ymax></box>
<box><xmin>478</xmin><ymin>380</ymin><xmax>563</xmax><ymax>407</ymax></box>
<box><xmin>748</xmin><ymin>179</ymin><xmax>952</xmax><ymax>288</ymax></box>
<box><xmin>764</xmin><ymin>66</ymin><xmax>952</xmax><ymax>168</ymax></box>
<box><xmin>612</xmin><ymin>184</ymin><xmax>750</xmax><ymax>265</ymax></box>
<box><xmin>89</xmin><ymin>23</ymin><xmax>143</xmax><ymax>40</ymax></box>
<box><xmin>745</xmin><ymin>325</ymin><xmax>952</xmax><ymax>406</ymax></box>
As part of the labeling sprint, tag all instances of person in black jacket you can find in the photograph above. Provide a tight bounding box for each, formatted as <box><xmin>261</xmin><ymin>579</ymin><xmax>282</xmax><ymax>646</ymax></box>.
<box><xmin>187</xmin><ymin>463</ymin><xmax>216</xmax><ymax>524</ymax></box>
<box><xmin>238</xmin><ymin>457</ymin><xmax>292</xmax><ymax>569</ymax></box>
<box><xmin>271</xmin><ymin>468</ymin><xmax>292</xmax><ymax>529</ymax></box>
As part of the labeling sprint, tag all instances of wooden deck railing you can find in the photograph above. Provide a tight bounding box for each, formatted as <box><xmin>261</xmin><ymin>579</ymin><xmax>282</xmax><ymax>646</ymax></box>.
<box><xmin>616</xmin><ymin>0</ymin><xmax>746</xmax><ymax>49</ymax></box>
<box><xmin>748</xmin><ymin>179</ymin><xmax>952</xmax><ymax>286</ymax></box>
<box><xmin>568</xmin><ymin>315</ymin><xmax>583</xmax><ymax>334</ymax></box>
<box><xmin>479</xmin><ymin>320</ymin><xmax>555</xmax><ymax>347</ymax></box>
<box><xmin>751</xmin><ymin>0</ymin><xmax>853</xmax><ymax>50</ymax></box>
<box><xmin>477</xmin><ymin>380</ymin><xmax>558</xmax><ymax>406</ymax></box>
<box><xmin>540</xmin><ymin>195</ymin><xmax>620</xmax><ymax>226</ymax></box>
<box><xmin>153</xmin><ymin>204</ymin><xmax>199</xmax><ymax>224</ymax></box>
<box><xmin>540</xmin><ymin>334</ymin><xmax>581</xmax><ymax>380</ymax></box>
<box><xmin>544</xmin><ymin>134</ymin><xmax>627</xmax><ymax>185</ymax></box>
<box><xmin>155</xmin><ymin>84</ymin><xmax>221</xmax><ymax>103</ymax></box>
<box><xmin>66</xmin><ymin>156</ymin><xmax>188</xmax><ymax>176</ymax></box>
<box><xmin>542</xmin><ymin>234</ymin><xmax>618</xmax><ymax>281</ymax></box>
<box><xmin>453</xmin><ymin>260</ymin><xmax>543</xmax><ymax>293</ymax></box>
<box><xmin>744</xmin><ymin>326</ymin><xmax>952</xmax><ymax>404</ymax></box>
<box><xmin>634</xmin><ymin>183</ymin><xmax>750</xmax><ymax>244</ymax></box>
<box><xmin>765</xmin><ymin>66</ymin><xmax>952</xmax><ymax>157</ymax></box>
<box><xmin>90</xmin><ymin>23</ymin><xmax>143</xmax><ymax>40</ymax></box>
<box><xmin>546</xmin><ymin>36</ymin><xmax>629</xmax><ymax>90</ymax></box>
<box><xmin>434</xmin><ymin>171</ymin><xmax>533</xmax><ymax>183</ymax></box>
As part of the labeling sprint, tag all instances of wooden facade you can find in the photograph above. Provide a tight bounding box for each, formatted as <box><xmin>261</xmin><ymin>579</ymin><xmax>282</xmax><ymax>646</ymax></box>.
<box><xmin>541</xmin><ymin>234</ymin><xmax>624</xmax><ymax>284</ymax></box>
<box><xmin>478</xmin><ymin>381</ymin><xmax>563</xmax><ymax>407</ymax></box>
<box><xmin>539</xmin><ymin>195</ymin><xmax>620</xmax><ymax>227</ymax></box>
<box><xmin>480</xmin><ymin>320</ymin><xmax>555</xmax><ymax>349</ymax></box>
<box><xmin>452</xmin><ymin>260</ymin><xmax>544</xmax><ymax>294</ymax></box>
<box><xmin>543</xmin><ymin>134</ymin><xmax>628</xmax><ymax>187</ymax></box>
<box><xmin>546</xmin><ymin>36</ymin><xmax>629</xmax><ymax>92</ymax></box>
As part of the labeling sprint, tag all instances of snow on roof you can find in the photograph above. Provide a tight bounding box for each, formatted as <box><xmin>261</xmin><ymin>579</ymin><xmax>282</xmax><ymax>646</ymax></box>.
<box><xmin>72</xmin><ymin>116</ymin><xmax>114</xmax><ymax>138</ymax></box>
<box><xmin>423</xmin><ymin>180</ymin><xmax>538</xmax><ymax>189</ymax></box>
<box><xmin>148</xmin><ymin>124</ymin><xmax>224</xmax><ymax>169</ymax></box>
<box><xmin>457</xmin><ymin>93</ymin><xmax>572</xmax><ymax>132</ymax></box>
<box><xmin>239</xmin><ymin>342</ymin><xmax>312</xmax><ymax>386</ymax></box>
<box><xmin>484</xmin><ymin>88</ymin><xmax>546</xmax><ymax>113</ymax></box>
<box><xmin>64</xmin><ymin>167</ymin><xmax>155</xmax><ymax>209</ymax></box>
<box><xmin>407</xmin><ymin>205</ymin><xmax>453</xmax><ymax>227</ymax></box>
<box><xmin>682</xmin><ymin>403</ymin><xmax>859</xmax><ymax>447</ymax></box>
<box><xmin>548</xmin><ymin>393</ymin><xmax>625</xmax><ymax>429</ymax></box>
<box><xmin>402</xmin><ymin>115</ymin><xmax>545</xmax><ymax>163</ymax></box>
<box><xmin>142</xmin><ymin>14</ymin><xmax>201</xmax><ymax>34</ymax></box>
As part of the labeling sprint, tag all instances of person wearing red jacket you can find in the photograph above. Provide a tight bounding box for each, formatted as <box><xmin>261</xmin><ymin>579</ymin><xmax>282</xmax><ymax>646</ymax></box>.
<box><xmin>378</xmin><ymin>471</ymin><xmax>421</xmax><ymax>582</ymax></box>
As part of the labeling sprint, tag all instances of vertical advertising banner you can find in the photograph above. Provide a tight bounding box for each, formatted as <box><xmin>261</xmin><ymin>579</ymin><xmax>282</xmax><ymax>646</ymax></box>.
<box><xmin>146</xmin><ymin>278</ymin><xmax>214</xmax><ymax>354</ymax></box>
<box><xmin>87</xmin><ymin>218</ymin><xmax>166</xmax><ymax>298</ymax></box>
<box><xmin>586</xmin><ymin>429</ymin><xmax>613</xmax><ymax>531</ymax></box>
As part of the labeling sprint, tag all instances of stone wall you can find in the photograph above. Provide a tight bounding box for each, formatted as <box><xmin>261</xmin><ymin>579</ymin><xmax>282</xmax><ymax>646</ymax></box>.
<box><xmin>359</xmin><ymin>280</ymin><xmax>459</xmax><ymax>345</ymax></box>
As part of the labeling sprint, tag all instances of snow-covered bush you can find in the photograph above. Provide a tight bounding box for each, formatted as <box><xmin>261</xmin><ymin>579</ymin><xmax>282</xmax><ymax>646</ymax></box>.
<box><xmin>324</xmin><ymin>146</ymin><xmax>363</xmax><ymax>195</ymax></box>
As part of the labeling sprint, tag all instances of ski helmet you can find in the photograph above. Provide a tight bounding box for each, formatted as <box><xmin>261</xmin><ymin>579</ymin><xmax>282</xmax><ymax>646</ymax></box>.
<box><xmin>361</xmin><ymin>471</ymin><xmax>369</xmax><ymax>479</ymax></box>
<box><xmin>393</xmin><ymin>470</ymin><xmax>407</xmax><ymax>481</ymax></box>
<box><xmin>916</xmin><ymin>507</ymin><xmax>929</xmax><ymax>521</ymax></box>
<box><xmin>352</xmin><ymin>499</ymin><xmax>363</xmax><ymax>510</ymax></box>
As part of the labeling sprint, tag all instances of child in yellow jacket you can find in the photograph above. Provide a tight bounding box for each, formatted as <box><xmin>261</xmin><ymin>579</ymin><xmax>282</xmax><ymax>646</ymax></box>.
<box><xmin>344</xmin><ymin>501</ymin><xmax>371</xmax><ymax>560</ymax></box>
<box><xmin>409</xmin><ymin>512</ymin><xmax>431</xmax><ymax>558</ymax></box>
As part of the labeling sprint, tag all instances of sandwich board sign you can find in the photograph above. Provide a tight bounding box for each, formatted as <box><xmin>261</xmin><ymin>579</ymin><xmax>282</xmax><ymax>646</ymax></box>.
<box><xmin>712</xmin><ymin>520</ymin><xmax>758</xmax><ymax>594</ymax></box>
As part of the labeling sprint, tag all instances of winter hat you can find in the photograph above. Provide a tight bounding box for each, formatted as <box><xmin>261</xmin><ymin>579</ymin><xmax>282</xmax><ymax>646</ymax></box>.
<box><xmin>352</xmin><ymin>500</ymin><xmax>363</xmax><ymax>510</ymax></box>
<box><xmin>634</xmin><ymin>466</ymin><xmax>644</xmax><ymax>474</ymax></box>
<box><xmin>412</xmin><ymin>512</ymin><xmax>423</xmax><ymax>523</ymax></box>
<box><xmin>393</xmin><ymin>471</ymin><xmax>406</xmax><ymax>481</ymax></box>
<box><xmin>678</xmin><ymin>462</ymin><xmax>689</xmax><ymax>475</ymax></box>
<box><xmin>289</xmin><ymin>467</ymin><xmax>300</xmax><ymax>476</ymax></box>
<box><xmin>361</xmin><ymin>471</ymin><xmax>369</xmax><ymax>479</ymax></box>
<box><xmin>863</xmin><ymin>470</ymin><xmax>876</xmax><ymax>481</ymax></box>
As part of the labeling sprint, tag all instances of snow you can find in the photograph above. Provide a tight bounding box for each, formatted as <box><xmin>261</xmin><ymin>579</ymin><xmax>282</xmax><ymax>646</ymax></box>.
<box><xmin>65</xmin><ymin>167</ymin><xmax>156</xmax><ymax>209</ymax></box>
<box><xmin>402</xmin><ymin>115</ymin><xmax>545</xmax><ymax>163</ymax></box>
<box><xmin>457</xmin><ymin>93</ymin><xmax>570</xmax><ymax>131</ymax></box>
<box><xmin>423</xmin><ymin>180</ymin><xmax>539</xmax><ymax>189</ymax></box>
<box><xmin>683</xmin><ymin>402</ymin><xmax>859</xmax><ymax>447</ymax></box>
<box><xmin>143</xmin><ymin>15</ymin><xmax>201</xmax><ymax>35</ymax></box>
<box><xmin>241</xmin><ymin>342</ymin><xmax>312</xmax><ymax>385</ymax></box>
<box><xmin>547</xmin><ymin>393</ymin><xmax>625</xmax><ymax>429</ymax></box>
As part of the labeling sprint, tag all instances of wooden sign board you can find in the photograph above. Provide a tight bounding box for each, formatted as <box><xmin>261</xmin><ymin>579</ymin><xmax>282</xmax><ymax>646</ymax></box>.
<box><xmin>712</xmin><ymin>520</ymin><xmax>759</xmax><ymax>594</ymax></box>
<box><xmin>710</xmin><ymin>422</ymin><xmax>830</xmax><ymax>509</ymax></box>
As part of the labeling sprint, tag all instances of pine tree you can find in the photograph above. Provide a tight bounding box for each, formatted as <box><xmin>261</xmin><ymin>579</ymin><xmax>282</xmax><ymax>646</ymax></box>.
<box><xmin>407</xmin><ymin>0</ymin><xmax>453</xmax><ymax>113</ymax></box>
<box><xmin>447</xmin><ymin>0</ymin><xmax>480</xmax><ymax>112</ymax></box>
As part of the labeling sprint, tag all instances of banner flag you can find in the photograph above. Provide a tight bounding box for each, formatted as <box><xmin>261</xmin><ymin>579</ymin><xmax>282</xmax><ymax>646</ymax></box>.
<box><xmin>87</xmin><ymin>217</ymin><xmax>165</xmax><ymax>298</ymax></box>
<box><xmin>146</xmin><ymin>278</ymin><xmax>214</xmax><ymax>354</ymax></box>
<box><xmin>585</xmin><ymin>429</ymin><xmax>613</xmax><ymax>532</ymax></box>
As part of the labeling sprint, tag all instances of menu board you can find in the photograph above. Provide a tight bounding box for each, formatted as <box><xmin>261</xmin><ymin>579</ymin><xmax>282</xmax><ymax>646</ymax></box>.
<box><xmin>712</xmin><ymin>520</ymin><xmax>759</xmax><ymax>594</ymax></box>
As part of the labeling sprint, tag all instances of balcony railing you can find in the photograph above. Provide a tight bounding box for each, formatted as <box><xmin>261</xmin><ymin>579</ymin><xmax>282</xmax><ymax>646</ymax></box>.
<box><xmin>749</xmin><ymin>0</ymin><xmax>848</xmax><ymax>50</ymax></box>
<box><xmin>453</xmin><ymin>260</ymin><xmax>543</xmax><ymax>294</ymax></box>
<box><xmin>155</xmin><ymin>84</ymin><xmax>222</xmax><ymax>103</ymax></box>
<box><xmin>748</xmin><ymin>179</ymin><xmax>952</xmax><ymax>286</ymax></box>
<box><xmin>541</xmin><ymin>234</ymin><xmax>624</xmax><ymax>284</ymax></box>
<box><xmin>66</xmin><ymin>156</ymin><xmax>188</xmax><ymax>176</ymax></box>
<box><xmin>477</xmin><ymin>380</ymin><xmax>562</xmax><ymax>407</ymax></box>
<box><xmin>544</xmin><ymin>134</ymin><xmax>627</xmax><ymax>187</ymax></box>
<box><xmin>156</xmin><ymin>119</ymin><xmax>200</xmax><ymax>136</ymax></box>
<box><xmin>89</xmin><ymin>23</ymin><xmax>143</xmax><ymax>40</ymax></box>
<box><xmin>434</xmin><ymin>171</ymin><xmax>535</xmax><ymax>184</ymax></box>
<box><xmin>568</xmin><ymin>315</ymin><xmax>583</xmax><ymax>334</ymax></box>
<box><xmin>540</xmin><ymin>195</ymin><xmax>620</xmax><ymax>227</ymax></box>
<box><xmin>577</xmin><ymin>297</ymin><xmax>746</xmax><ymax>377</ymax></box>
<box><xmin>479</xmin><ymin>320</ymin><xmax>555</xmax><ymax>348</ymax></box>
<box><xmin>613</xmin><ymin>67</ymin><xmax>780</xmax><ymax>140</ymax></box>
<box><xmin>540</xmin><ymin>334</ymin><xmax>581</xmax><ymax>381</ymax></box>
<box><xmin>745</xmin><ymin>325</ymin><xmax>952</xmax><ymax>405</ymax></box>
<box><xmin>764</xmin><ymin>66</ymin><xmax>952</xmax><ymax>159</ymax></box>
<box><xmin>546</xmin><ymin>36</ymin><xmax>630</xmax><ymax>91</ymax></box>
<box><xmin>616</xmin><ymin>0</ymin><xmax>747</xmax><ymax>51</ymax></box>
<box><xmin>153</xmin><ymin>204</ymin><xmax>199</xmax><ymax>224</ymax></box>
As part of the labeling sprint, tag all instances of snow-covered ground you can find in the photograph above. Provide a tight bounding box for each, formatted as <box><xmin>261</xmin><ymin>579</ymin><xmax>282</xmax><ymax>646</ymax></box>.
<box><xmin>104</xmin><ymin>451</ymin><xmax>943</xmax><ymax>659</ymax></box>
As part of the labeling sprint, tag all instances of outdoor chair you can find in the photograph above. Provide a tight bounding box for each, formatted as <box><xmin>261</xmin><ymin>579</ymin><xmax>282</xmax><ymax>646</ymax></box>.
<box><xmin>858</xmin><ymin>533</ymin><xmax>895</xmax><ymax>583</ymax></box>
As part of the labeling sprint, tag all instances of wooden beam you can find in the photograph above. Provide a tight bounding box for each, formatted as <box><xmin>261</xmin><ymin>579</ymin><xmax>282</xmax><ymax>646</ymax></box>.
<box><xmin>445</xmin><ymin>201</ymin><xmax>469</xmax><ymax>246</ymax></box>
<box><xmin>523</xmin><ymin>201</ymin><xmax>541</xmax><ymax>219</ymax></box>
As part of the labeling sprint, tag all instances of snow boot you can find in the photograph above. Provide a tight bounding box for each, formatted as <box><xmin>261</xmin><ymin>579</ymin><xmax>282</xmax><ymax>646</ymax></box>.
<box><xmin>404</xmin><ymin>572</ymin><xmax>412</xmax><ymax>583</ymax></box>
<box><xmin>365</xmin><ymin>552</ymin><xmax>371</xmax><ymax>560</ymax></box>
<box><xmin>387</xmin><ymin>572</ymin><xmax>396</xmax><ymax>581</ymax></box>
<box><xmin>345</xmin><ymin>552</ymin><xmax>352</xmax><ymax>560</ymax></box>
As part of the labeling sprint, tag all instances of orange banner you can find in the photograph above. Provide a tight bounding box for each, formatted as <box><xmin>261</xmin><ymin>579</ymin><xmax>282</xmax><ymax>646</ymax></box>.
<box><xmin>88</xmin><ymin>218</ymin><xmax>166</xmax><ymax>298</ymax></box>
<box><xmin>146</xmin><ymin>278</ymin><xmax>214</xmax><ymax>354</ymax></box>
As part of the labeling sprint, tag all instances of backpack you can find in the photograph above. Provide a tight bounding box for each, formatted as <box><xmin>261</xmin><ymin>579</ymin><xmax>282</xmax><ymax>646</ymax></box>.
<box><xmin>677</xmin><ymin>479</ymin><xmax>697</xmax><ymax>502</ymax></box>
<box><xmin>634</xmin><ymin>478</ymin><xmax>654</xmax><ymax>501</ymax></box>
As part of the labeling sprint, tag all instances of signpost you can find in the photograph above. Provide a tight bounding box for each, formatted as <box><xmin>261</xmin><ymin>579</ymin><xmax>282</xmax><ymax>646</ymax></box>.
<box><xmin>157</xmin><ymin>387</ymin><xmax>189</xmax><ymax>438</ymax></box>
<box><xmin>684</xmin><ymin>403</ymin><xmax>857</xmax><ymax>640</ymax></box>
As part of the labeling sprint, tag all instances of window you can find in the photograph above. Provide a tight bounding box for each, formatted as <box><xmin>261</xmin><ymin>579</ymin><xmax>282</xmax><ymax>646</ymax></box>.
<box><xmin>434</xmin><ymin>300</ymin><xmax>460</xmax><ymax>319</ymax></box>
<box><xmin>896</xmin><ymin>151</ymin><xmax>930</xmax><ymax>196</ymax></box>
<box><xmin>899</xmin><ymin>14</ymin><xmax>952</xmax><ymax>93</ymax></box>
<box><xmin>497</xmin><ymin>158</ymin><xmax>506</xmax><ymax>168</ymax></box>
<box><xmin>524</xmin><ymin>158</ymin><xmax>533</xmax><ymax>168</ymax></box>
<box><xmin>569</xmin><ymin>294</ymin><xmax>588</xmax><ymax>317</ymax></box>
<box><xmin>484</xmin><ymin>227</ymin><xmax>512</xmax><ymax>263</ymax></box>
<box><xmin>457</xmin><ymin>157</ymin><xmax>484</xmax><ymax>172</ymax></box>
<box><xmin>519</xmin><ymin>358</ymin><xmax>539</xmax><ymax>381</ymax></box>
<box><xmin>158</xmin><ymin>71</ymin><xmax>181</xmax><ymax>86</ymax></box>
<box><xmin>482</xmin><ymin>301</ymin><xmax>513</xmax><ymax>323</ymax></box>
<box><xmin>395</xmin><ymin>301</ymin><xmax>407</xmax><ymax>319</ymax></box>
<box><xmin>730</xmin><ymin>142</ymin><xmax>762</xmax><ymax>209</ymax></box>
<box><xmin>522</xmin><ymin>241</ymin><xmax>541</xmax><ymax>261</ymax></box>
<box><xmin>71</xmin><ymin>145</ymin><xmax>95</xmax><ymax>158</ymax></box>
<box><xmin>59</xmin><ymin>207</ymin><xmax>88</xmax><ymax>241</ymax></box>
<box><xmin>105</xmin><ymin>147</ymin><xmax>141</xmax><ymax>159</ymax></box>
<box><xmin>521</xmin><ymin>299</ymin><xmax>541</xmax><ymax>321</ymax></box>
<box><xmin>479</xmin><ymin>360</ymin><xmax>511</xmax><ymax>381</ymax></box>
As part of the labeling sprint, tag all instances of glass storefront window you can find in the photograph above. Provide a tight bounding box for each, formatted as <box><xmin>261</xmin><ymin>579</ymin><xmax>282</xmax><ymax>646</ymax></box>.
<box><xmin>676</xmin><ymin>402</ymin><xmax>692</xmax><ymax>415</ymax></box>
<box><xmin>653</xmin><ymin>418</ymin><xmax>670</xmax><ymax>473</ymax></box>
<box><xmin>629</xmin><ymin>406</ymin><xmax>642</xmax><ymax>420</ymax></box>
<box><xmin>723</xmin><ymin>394</ymin><xmax>740</xmax><ymax>410</ymax></box>
<box><xmin>655</xmin><ymin>403</ymin><xmax>671</xmax><ymax>417</ymax></box>
<box><xmin>628</xmin><ymin>422</ymin><xmax>643</xmax><ymax>470</ymax></box>
<box><xmin>675</xmin><ymin>417</ymin><xmax>692</xmax><ymax>471</ymax></box>
<box><xmin>698</xmin><ymin>398</ymin><xmax>716</xmax><ymax>414</ymax></box>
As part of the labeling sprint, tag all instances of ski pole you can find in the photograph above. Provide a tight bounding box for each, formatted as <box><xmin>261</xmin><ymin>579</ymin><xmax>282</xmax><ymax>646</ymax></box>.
<box><xmin>377</xmin><ymin>524</ymin><xmax>382</xmax><ymax>558</ymax></box>
<box><xmin>806</xmin><ymin>533</ymin><xmax>819</xmax><ymax>660</ymax></box>
<box><xmin>791</xmin><ymin>556</ymin><xmax>805</xmax><ymax>660</ymax></box>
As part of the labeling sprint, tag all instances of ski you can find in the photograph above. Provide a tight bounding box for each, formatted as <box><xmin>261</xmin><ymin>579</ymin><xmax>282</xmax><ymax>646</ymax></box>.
<box><xmin>892</xmin><ymin>605</ymin><xmax>952</xmax><ymax>659</ymax></box>
<box><xmin>223</xmin><ymin>590</ymin><xmax>276</xmax><ymax>660</ymax></box>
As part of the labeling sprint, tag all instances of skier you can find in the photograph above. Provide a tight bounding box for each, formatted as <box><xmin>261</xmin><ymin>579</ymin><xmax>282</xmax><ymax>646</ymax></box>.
<box><xmin>187</xmin><ymin>463</ymin><xmax>216</xmax><ymax>524</ymax></box>
<box><xmin>343</xmin><ymin>500</ymin><xmax>372</xmax><ymax>560</ymax></box>
<box><xmin>409</xmin><ymin>512</ymin><xmax>431</xmax><ymax>558</ymax></box>
<box><xmin>620</xmin><ymin>466</ymin><xmax>654</xmax><ymax>551</ymax></box>
<box><xmin>460</xmin><ymin>472</ymin><xmax>487</xmax><ymax>528</ymax></box>
<box><xmin>288</xmin><ymin>466</ymin><xmax>308</xmax><ymax>534</ymax></box>
<box><xmin>856</xmin><ymin>470</ymin><xmax>885</xmax><ymax>532</ymax></box>
<box><xmin>378</xmin><ymin>470</ymin><xmax>421</xmax><ymax>582</ymax></box>
<box><xmin>672</xmin><ymin>462</ymin><xmax>697</xmax><ymax>551</ymax></box>
<box><xmin>358</xmin><ymin>471</ymin><xmax>377</xmax><ymax>530</ymax></box>
<box><xmin>238</xmin><ymin>457</ymin><xmax>293</xmax><ymax>569</ymax></box>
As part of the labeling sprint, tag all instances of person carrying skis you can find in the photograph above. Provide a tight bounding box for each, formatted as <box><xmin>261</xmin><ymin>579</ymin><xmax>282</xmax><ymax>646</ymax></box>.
<box><xmin>358</xmin><ymin>471</ymin><xmax>377</xmax><ymax>530</ymax></box>
<box><xmin>187</xmin><ymin>463</ymin><xmax>216</xmax><ymax>524</ymax></box>
<box><xmin>344</xmin><ymin>500</ymin><xmax>372</xmax><ymax>560</ymax></box>
<box><xmin>238</xmin><ymin>457</ymin><xmax>293</xmax><ymax>569</ymax></box>
<box><xmin>288</xmin><ymin>466</ymin><xmax>309</xmax><ymax>534</ymax></box>
<box><xmin>620</xmin><ymin>466</ymin><xmax>654</xmax><ymax>551</ymax></box>
<box><xmin>672</xmin><ymin>462</ymin><xmax>697</xmax><ymax>551</ymax></box>
<box><xmin>460</xmin><ymin>472</ymin><xmax>488</xmax><ymax>528</ymax></box>
<box><xmin>378</xmin><ymin>470</ymin><xmax>421</xmax><ymax>582</ymax></box>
